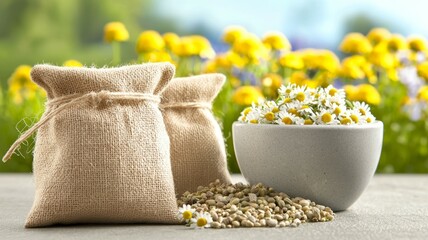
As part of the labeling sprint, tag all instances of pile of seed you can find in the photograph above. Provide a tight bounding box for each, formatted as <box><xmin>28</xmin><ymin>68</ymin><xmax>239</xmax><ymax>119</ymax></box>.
<box><xmin>177</xmin><ymin>180</ymin><xmax>334</xmax><ymax>228</ymax></box>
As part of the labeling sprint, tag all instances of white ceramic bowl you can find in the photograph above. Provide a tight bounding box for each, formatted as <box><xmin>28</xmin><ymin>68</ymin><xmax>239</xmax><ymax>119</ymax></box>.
<box><xmin>232</xmin><ymin>121</ymin><xmax>383</xmax><ymax>211</ymax></box>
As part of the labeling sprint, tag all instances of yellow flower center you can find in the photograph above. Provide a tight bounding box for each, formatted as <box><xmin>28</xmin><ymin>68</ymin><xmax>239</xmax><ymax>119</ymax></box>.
<box><xmin>334</xmin><ymin>107</ymin><xmax>341</xmax><ymax>115</ymax></box>
<box><xmin>315</xmin><ymin>93</ymin><xmax>320</xmax><ymax>99</ymax></box>
<box><xmin>359</xmin><ymin>108</ymin><xmax>366</xmax><ymax>116</ymax></box>
<box><xmin>367</xmin><ymin>117</ymin><xmax>372</xmax><ymax>123</ymax></box>
<box><xmin>197</xmin><ymin>217</ymin><xmax>208</xmax><ymax>227</ymax></box>
<box><xmin>296</xmin><ymin>92</ymin><xmax>305</xmax><ymax>102</ymax></box>
<box><xmin>250</xmin><ymin>119</ymin><xmax>258</xmax><ymax>124</ymax></box>
<box><xmin>243</xmin><ymin>107</ymin><xmax>252</xmax><ymax>115</ymax></box>
<box><xmin>329</xmin><ymin>88</ymin><xmax>337</xmax><ymax>96</ymax></box>
<box><xmin>350</xmin><ymin>114</ymin><xmax>359</xmax><ymax>123</ymax></box>
<box><xmin>340</xmin><ymin>118</ymin><xmax>352</xmax><ymax>125</ymax></box>
<box><xmin>286</xmin><ymin>89</ymin><xmax>292</xmax><ymax>94</ymax></box>
<box><xmin>321</xmin><ymin>113</ymin><xmax>332</xmax><ymax>123</ymax></box>
<box><xmin>265</xmin><ymin>112</ymin><xmax>275</xmax><ymax>121</ymax></box>
<box><xmin>302</xmin><ymin>105</ymin><xmax>309</xmax><ymax>109</ymax></box>
<box><xmin>272</xmin><ymin>107</ymin><xmax>280</xmax><ymax>113</ymax></box>
<box><xmin>283</xmin><ymin>97</ymin><xmax>292</xmax><ymax>103</ymax></box>
<box><xmin>287</xmin><ymin>108</ymin><xmax>298</xmax><ymax>115</ymax></box>
<box><xmin>304</xmin><ymin>119</ymin><xmax>313</xmax><ymax>125</ymax></box>
<box><xmin>182</xmin><ymin>210</ymin><xmax>193</xmax><ymax>220</ymax></box>
<box><xmin>282</xmin><ymin>117</ymin><xmax>293</xmax><ymax>124</ymax></box>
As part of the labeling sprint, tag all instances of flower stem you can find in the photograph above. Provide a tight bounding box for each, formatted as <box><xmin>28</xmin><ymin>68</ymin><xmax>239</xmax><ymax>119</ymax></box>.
<box><xmin>112</xmin><ymin>41</ymin><xmax>121</xmax><ymax>66</ymax></box>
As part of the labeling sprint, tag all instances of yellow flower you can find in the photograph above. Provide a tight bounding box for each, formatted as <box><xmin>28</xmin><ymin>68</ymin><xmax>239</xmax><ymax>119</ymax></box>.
<box><xmin>190</xmin><ymin>35</ymin><xmax>215</xmax><ymax>58</ymax></box>
<box><xmin>163</xmin><ymin>32</ymin><xmax>180</xmax><ymax>49</ymax></box>
<box><xmin>279</xmin><ymin>52</ymin><xmax>304</xmax><ymax>70</ymax></box>
<box><xmin>340</xmin><ymin>55</ymin><xmax>376</xmax><ymax>82</ymax></box>
<box><xmin>316</xmin><ymin>50</ymin><xmax>340</xmax><ymax>73</ymax></box>
<box><xmin>232</xmin><ymin>33</ymin><xmax>268</xmax><ymax>61</ymax></box>
<box><xmin>225</xmin><ymin>51</ymin><xmax>248</xmax><ymax>68</ymax></box>
<box><xmin>344</xmin><ymin>84</ymin><xmax>381</xmax><ymax>105</ymax></box>
<box><xmin>289</xmin><ymin>71</ymin><xmax>320</xmax><ymax>88</ymax></box>
<box><xmin>340</xmin><ymin>56</ymin><xmax>366</xmax><ymax>79</ymax></box>
<box><xmin>387</xmin><ymin>34</ymin><xmax>407</xmax><ymax>52</ymax></box>
<box><xmin>368</xmin><ymin>48</ymin><xmax>397</xmax><ymax>69</ymax></box>
<box><xmin>103</xmin><ymin>22</ymin><xmax>129</xmax><ymax>43</ymax></box>
<box><xmin>289</xmin><ymin>71</ymin><xmax>309</xmax><ymax>85</ymax></box>
<box><xmin>262</xmin><ymin>73</ymin><xmax>283</xmax><ymax>97</ymax></box>
<box><xmin>367</xmin><ymin>28</ymin><xmax>391</xmax><ymax>45</ymax></box>
<box><xmin>232</xmin><ymin>86</ymin><xmax>263</xmax><ymax>106</ymax></box>
<box><xmin>172</xmin><ymin>35</ymin><xmax>215</xmax><ymax>58</ymax></box>
<box><xmin>223</xmin><ymin>26</ymin><xmax>247</xmax><ymax>45</ymax></box>
<box><xmin>387</xmin><ymin>68</ymin><xmax>399</xmax><ymax>82</ymax></box>
<box><xmin>8</xmin><ymin>65</ymin><xmax>45</xmax><ymax>104</ymax></box>
<box><xmin>299</xmin><ymin>49</ymin><xmax>339</xmax><ymax>73</ymax></box>
<box><xmin>417</xmin><ymin>86</ymin><xmax>428</xmax><ymax>102</ymax></box>
<box><xmin>339</xmin><ymin>33</ymin><xmax>372</xmax><ymax>54</ymax></box>
<box><xmin>142</xmin><ymin>51</ymin><xmax>173</xmax><ymax>63</ymax></box>
<box><xmin>417</xmin><ymin>61</ymin><xmax>428</xmax><ymax>81</ymax></box>
<box><xmin>203</xmin><ymin>51</ymin><xmax>247</xmax><ymax>73</ymax></box>
<box><xmin>262</xmin><ymin>31</ymin><xmax>291</xmax><ymax>51</ymax></box>
<box><xmin>136</xmin><ymin>30</ymin><xmax>165</xmax><ymax>53</ymax></box>
<box><xmin>63</xmin><ymin>59</ymin><xmax>83</xmax><ymax>67</ymax></box>
<box><xmin>408</xmin><ymin>35</ymin><xmax>427</xmax><ymax>52</ymax></box>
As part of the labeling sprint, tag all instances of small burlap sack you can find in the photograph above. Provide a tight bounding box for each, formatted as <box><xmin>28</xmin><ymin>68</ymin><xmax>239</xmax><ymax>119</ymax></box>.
<box><xmin>3</xmin><ymin>63</ymin><xmax>179</xmax><ymax>227</ymax></box>
<box><xmin>161</xmin><ymin>74</ymin><xmax>231</xmax><ymax>196</ymax></box>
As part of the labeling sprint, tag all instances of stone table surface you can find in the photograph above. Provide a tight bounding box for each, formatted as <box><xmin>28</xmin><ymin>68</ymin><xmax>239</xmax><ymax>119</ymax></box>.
<box><xmin>1</xmin><ymin>174</ymin><xmax>428</xmax><ymax>240</ymax></box>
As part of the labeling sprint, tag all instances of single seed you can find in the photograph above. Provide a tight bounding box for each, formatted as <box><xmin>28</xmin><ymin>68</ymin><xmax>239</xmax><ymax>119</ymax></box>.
<box><xmin>299</xmin><ymin>199</ymin><xmax>310</xmax><ymax>207</ymax></box>
<box><xmin>249</xmin><ymin>193</ymin><xmax>257</xmax><ymax>202</ymax></box>
<box><xmin>211</xmin><ymin>222</ymin><xmax>221</xmax><ymax>228</ymax></box>
<box><xmin>267</xmin><ymin>219</ymin><xmax>278</xmax><ymax>227</ymax></box>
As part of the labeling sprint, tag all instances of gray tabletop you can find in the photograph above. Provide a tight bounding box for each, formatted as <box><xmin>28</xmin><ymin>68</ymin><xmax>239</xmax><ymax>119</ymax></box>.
<box><xmin>1</xmin><ymin>174</ymin><xmax>427</xmax><ymax>240</ymax></box>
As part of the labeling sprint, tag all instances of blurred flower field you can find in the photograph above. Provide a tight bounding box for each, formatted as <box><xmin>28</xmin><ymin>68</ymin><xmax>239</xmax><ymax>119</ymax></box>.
<box><xmin>1</xmin><ymin>23</ymin><xmax>428</xmax><ymax>173</ymax></box>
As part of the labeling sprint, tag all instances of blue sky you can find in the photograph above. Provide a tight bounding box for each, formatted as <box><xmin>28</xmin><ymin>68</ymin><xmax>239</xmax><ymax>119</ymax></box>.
<box><xmin>156</xmin><ymin>0</ymin><xmax>428</xmax><ymax>50</ymax></box>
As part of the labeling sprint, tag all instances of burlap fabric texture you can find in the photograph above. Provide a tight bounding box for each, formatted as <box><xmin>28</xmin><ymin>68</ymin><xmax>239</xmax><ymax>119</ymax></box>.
<box><xmin>3</xmin><ymin>63</ymin><xmax>179</xmax><ymax>227</ymax></box>
<box><xmin>161</xmin><ymin>74</ymin><xmax>231</xmax><ymax>196</ymax></box>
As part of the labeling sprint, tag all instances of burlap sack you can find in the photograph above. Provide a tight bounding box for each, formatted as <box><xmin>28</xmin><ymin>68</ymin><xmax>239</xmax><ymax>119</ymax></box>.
<box><xmin>161</xmin><ymin>74</ymin><xmax>231</xmax><ymax>196</ymax></box>
<box><xmin>3</xmin><ymin>63</ymin><xmax>179</xmax><ymax>227</ymax></box>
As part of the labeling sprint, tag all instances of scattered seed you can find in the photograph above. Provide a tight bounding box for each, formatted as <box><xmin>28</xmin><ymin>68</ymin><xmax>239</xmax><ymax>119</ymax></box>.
<box><xmin>176</xmin><ymin>180</ymin><xmax>335</xmax><ymax>229</ymax></box>
<box><xmin>267</xmin><ymin>218</ymin><xmax>278</xmax><ymax>227</ymax></box>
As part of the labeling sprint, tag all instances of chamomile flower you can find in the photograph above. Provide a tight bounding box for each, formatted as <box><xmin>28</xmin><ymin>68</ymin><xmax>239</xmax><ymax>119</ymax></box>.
<box><xmin>364</xmin><ymin>112</ymin><xmax>376</xmax><ymax>123</ymax></box>
<box><xmin>316</xmin><ymin>109</ymin><xmax>339</xmax><ymax>125</ymax></box>
<box><xmin>238</xmin><ymin>107</ymin><xmax>253</xmax><ymax>123</ymax></box>
<box><xmin>352</xmin><ymin>101</ymin><xmax>371</xmax><ymax>116</ymax></box>
<box><xmin>290</xmin><ymin>86</ymin><xmax>312</xmax><ymax>103</ymax></box>
<box><xmin>246</xmin><ymin>109</ymin><xmax>261</xmax><ymax>124</ymax></box>
<box><xmin>325</xmin><ymin>85</ymin><xmax>346</xmax><ymax>99</ymax></box>
<box><xmin>276</xmin><ymin>111</ymin><xmax>297</xmax><ymax>125</ymax></box>
<box><xmin>190</xmin><ymin>211</ymin><xmax>213</xmax><ymax>229</ymax></box>
<box><xmin>238</xmin><ymin>83</ymin><xmax>375</xmax><ymax>126</ymax></box>
<box><xmin>178</xmin><ymin>204</ymin><xmax>196</xmax><ymax>223</ymax></box>
<box><xmin>338</xmin><ymin>111</ymin><xmax>354</xmax><ymax>125</ymax></box>
<box><xmin>329</xmin><ymin>103</ymin><xmax>347</xmax><ymax>116</ymax></box>
<box><xmin>303</xmin><ymin>117</ymin><xmax>315</xmax><ymax>125</ymax></box>
<box><xmin>278</xmin><ymin>84</ymin><xmax>297</xmax><ymax>97</ymax></box>
<box><xmin>260</xmin><ymin>101</ymin><xmax>279</xmax><ymax>123</ymax></box>
<box><xmin>348</xmin><ymin>108</ymin><xmax>365</xmax><ymax>124</ymax></box>
<box><xmin>294</xmin><ymin>116</ymin><xmax>306</xmax><ymax>125</ymax></box>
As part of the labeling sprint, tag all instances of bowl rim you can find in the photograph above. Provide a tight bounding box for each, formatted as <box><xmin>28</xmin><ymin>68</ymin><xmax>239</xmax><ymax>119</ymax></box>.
<box><xmin>233</xmin><ymin>120</ymin><xmax>383</xmax><ymax>130</ymax></box>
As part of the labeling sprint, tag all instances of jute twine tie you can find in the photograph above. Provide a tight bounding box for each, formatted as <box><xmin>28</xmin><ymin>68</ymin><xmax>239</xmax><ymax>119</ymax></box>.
<box><xmin>2</xmin><ymin>91</ymin><xmax>161</xmax><ymax>162</ymax></box>
<box><xmin>160</xmin><ymin>102</ymin><xmax>212</xmax><ymax>109</ymax></box>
